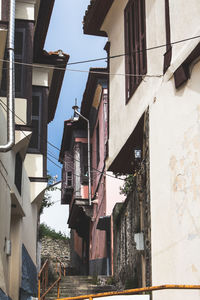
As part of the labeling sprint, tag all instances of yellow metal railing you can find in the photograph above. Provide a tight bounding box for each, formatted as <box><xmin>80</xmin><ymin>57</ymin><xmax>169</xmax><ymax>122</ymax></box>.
<box><xmin>38</xmin><ymin>258</ymin><xmax>66</xmax><ymax>300</ymax></box>
<box><xmin>56</xmin><ymin>284</ymin><xmax>200</xmax><ymax>300</ymax></box>
<box><xmin>56</xmin><ymin>257</ymin><xmax>66</xmax><ymax>277</ymax></box>
<box><xmin>38</xmin><ymin>259</ymin><xmax>49</xmax><ymax>299</ymax></box>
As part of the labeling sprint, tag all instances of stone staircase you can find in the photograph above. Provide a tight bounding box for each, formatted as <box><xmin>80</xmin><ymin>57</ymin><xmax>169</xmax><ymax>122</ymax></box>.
<box><xmin>46</xmin><ymin>275</ymin><xmax>117</xmax><ymax>300</ymax></box>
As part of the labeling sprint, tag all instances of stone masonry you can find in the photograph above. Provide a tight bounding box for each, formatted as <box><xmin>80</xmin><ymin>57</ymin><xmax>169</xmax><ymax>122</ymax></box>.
<box><xmin>41</xmin><ymin>237</ymin><xmax>70</xmax><ymax>268</ymax></box>
<box><xmin>113</xmin><ymin>109</ymin><xmax>151</xmax><ymax>288</ymax></box>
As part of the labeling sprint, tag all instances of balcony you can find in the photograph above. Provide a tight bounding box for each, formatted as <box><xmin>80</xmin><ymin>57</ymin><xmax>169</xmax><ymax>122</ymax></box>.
<box><xmin>61</xmin><ymin>186</ymin><xmax>74</xmax><ymax>204</ymax></box>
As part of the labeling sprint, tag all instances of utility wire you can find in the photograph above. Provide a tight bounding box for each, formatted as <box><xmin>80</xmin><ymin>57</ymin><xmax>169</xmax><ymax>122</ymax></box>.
<box><xmin>0</xmin><ymin>99</ymin><xmax>125</xmax><ymax>181</ymax></box>
<box><xmin>47</xmin><ymin>156</ymin><xmax>62</xmax><ymax>169</ymax></box>
<box><xmin>0</xmin><ymin>99</ymin><xmax>63</xmax><ymax>171</ymax></box>
<box><xmin>0</xmin><ymin>58</ymin><xmax>161</xmax><ymax>78</ymax></box>
<box><xmin>0</xmin><ymin>34</ymin><xmax>200</xmax><ymax>75</ymax></box>
<box><xmin>68</xmin><ymin>34</ymin><xmax>200</xmax><ymax>65</ymax></box>
<box><xmin>0</xmin><ymin>99</ymin><xmax>83</xmax><ymax>176</ymax></box>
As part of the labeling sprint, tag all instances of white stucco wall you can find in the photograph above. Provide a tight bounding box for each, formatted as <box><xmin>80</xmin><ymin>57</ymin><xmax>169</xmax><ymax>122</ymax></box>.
<box><xmin>0</xmin><ymin>100</ymin><xmax>43</xmax><ymax>297</ymax></box>
<box><xmin>150</xmin><ymin>61</ymin><xmax>200</xmax><ymax>300</ymax></box>
<box><xmin>0</xmin><ymin>150</ymin><xmax>39</xmax><ymax>298</ymax></box>
<box><xmin>0</xmin><ymin>97</ymin><xmax>27</xmax><ymax>125</ymax></box>
<box><xmin>22</xmin><ymin>173</ymin><xmax>38</xmax><ymax>263</ymax></box>
<box><xmin>24</xmin><ymin>153</ymin><xmax>44</xmax><ymax>178</ymax></box>
<box><xmin>102</xmin><ymin>0</ymin><xmax>165</xmax><ymax>170</ymax></box>
<box><xmin>32</xmin><ymin>66</ymin><xmax>53</xmax><ymax>87</ymax></box>
<box><xmin>15</xmin><ymin>1</ymin><xmax>35</xmax><ymax>21</ymax></box>
<box><xmin>101</xmin><ymin>0</ymin><xmax>200</xmax><ymax>298</ymax></box>
<box><xmin>106</xmin><ymin>173</ymin><xmax>125</xmax><ymax>215</ymax></box>
<box><xmin>0</xmin><ymin>161</ymin><xmax>12</xmax><ymax>295</ymax></box>
<box><xmin>0</xmin><ymin>29</ymin><xmax>7</xmax><ymax>83</ymax></box>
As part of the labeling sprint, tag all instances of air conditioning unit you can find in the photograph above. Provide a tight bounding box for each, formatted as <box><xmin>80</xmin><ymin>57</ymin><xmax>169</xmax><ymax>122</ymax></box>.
<box><xmin>134</xmin><ymin>232</ymin><xmax>144</xmax><ymax>251</ymax></box>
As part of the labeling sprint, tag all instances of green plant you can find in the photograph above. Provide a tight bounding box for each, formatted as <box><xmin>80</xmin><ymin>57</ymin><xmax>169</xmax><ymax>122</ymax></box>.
<box><xmin>39</xmin><ymin>223</ymin><xmax>69</xmax><ymax>241</ymax></box>
<box><xmin>125</xmin><ymin>277</ymin><xmax>138</xmax><ymax>289</ymax></box>
<box><xmin>106</xmin><ymin>276</ymin><xmax>115</xmax><ymax>285</ymax></box>
<box><xmin>120</xmin><ymin>174</ymin><xmax>135</xmax><ymax>196</ymax></box>
<box><xmin>91</xmin><ymin>275</ymin><xmax>98</xmax><ymax>285</ymax></box>
<box><xmin>39</xmin><ymin>173</ymin><xmax>58</xmax><ymax>215</ymax></box>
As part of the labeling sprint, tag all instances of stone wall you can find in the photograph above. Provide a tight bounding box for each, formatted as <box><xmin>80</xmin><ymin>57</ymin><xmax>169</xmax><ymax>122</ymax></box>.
<box><xmin>113</xmin><ymin>109</ymin><xmax>151</xmax><ymax>288</ymax></box>
<box><xmin>113</xmin><ymin>190</ymin><xmax>141</xmax><ymax>287</ymax></box>
<box><xmin>41</xmin><ymin>237</ymin><xmax>70</xmax><ymax>268</ymax></box>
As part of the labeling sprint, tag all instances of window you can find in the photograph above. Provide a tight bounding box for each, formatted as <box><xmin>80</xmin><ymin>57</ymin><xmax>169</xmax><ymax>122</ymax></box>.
<box><xmin>1</xmin><ymin>28</ymin><xmax>25</xmax><ymax>96</ymax></box>
<box><xmin>163</xmin><ymin>0</ymin><xmax>172</xmax><ymax>73</ymax></box>
<box><xmin>15</xmin><ymin>29</ymin><xmax>25</xmax><ymax>94</ymax></box>
<box><xmin>67</xmin><ymin>171</ymin><xmax>73</xmax><ymax>187</ymax></box>
<box><xmin>28</xmin><ymin>92</ymin><xmax>42</xmax><ymax>152</ymax></box>
<box><xmin>96</xmin><ymin>123</ymin><xmax>100</xmax><ymax>166</ymax></box>
<box><xmin>81</xmin><ymin>143</ymin><xmax>89</xmax><ymax>185</ymax></box>
<box><xmin>124</xmin><ymin>0</ymin><xmax>147</xmax><ymax>102</ymax></box>
<box><xmin>15</xmin><ymin>152</ymin><xmax>22</xmax><ymax>195</ymax></box>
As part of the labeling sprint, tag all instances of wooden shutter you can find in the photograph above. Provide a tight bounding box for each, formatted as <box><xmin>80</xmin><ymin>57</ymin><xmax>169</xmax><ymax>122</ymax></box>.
<box><xmin>124</xmin><ymin>0</ymin><xmax>147</xmax><ymax>103</ymax></box>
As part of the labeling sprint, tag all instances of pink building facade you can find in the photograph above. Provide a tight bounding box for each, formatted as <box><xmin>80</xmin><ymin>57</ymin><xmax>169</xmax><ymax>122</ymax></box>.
<box><xmin>59</xmin><ymin>69</ymin><xmax>124</xmax><ymax>275</ymax></box>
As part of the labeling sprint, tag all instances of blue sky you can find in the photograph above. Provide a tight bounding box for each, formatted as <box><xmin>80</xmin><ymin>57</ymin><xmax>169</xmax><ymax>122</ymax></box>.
<box><xmin>45</xmin><ymin>0</ymin><xmax>107</xmax><ymax>179</ymax></box>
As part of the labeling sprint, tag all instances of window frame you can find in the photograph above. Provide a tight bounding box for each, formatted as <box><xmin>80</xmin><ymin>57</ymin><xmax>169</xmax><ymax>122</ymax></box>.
<box><xmin>96</xmin><ymin>122</ymin><xmax>100</xmax><ymax>167</ymax></box>
<box><xmin>28</xmin><ymin>91</ymin><xmax>42</xmax><ymax>153</ymax></box>
<box><xmin>163</xmin><ymin>0</ymin><xmax>172</xmax><ymax>73</ymax></box>
<box><xmin>124</xmin><ymin>0</ymin><xmax>147</xmax><ymax>103</ymax></box>
<box><xmin>15</xmin><ymin>152</ymin><xmax>23</xmax><ymax>195</ymax></box>
<box><xmin>1</xmin><ymin>26</ymin><xmax>25</xmax><ymax>97</ymax></box>
<box><xmin>67</xmin><ymin>171</ymin><xmax>73</xmax><ymax>187</ymax></box>
<box><xmin>15</xmin><ymin>27</ymin><xmax>26</xmax><ymax>95</ymax></box>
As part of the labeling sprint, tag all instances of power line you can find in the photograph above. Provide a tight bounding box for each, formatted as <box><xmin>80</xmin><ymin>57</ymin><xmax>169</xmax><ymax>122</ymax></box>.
<box><xmin>0</xmin><ymin>33</ymin><xmax>200</xmax><ymax>76</ymax></box>
<box><xmin>0</xmin><ymin>99</ymin><xmax>125</xmax><ymax>181</ymax></box>
<box><xmin>0</xmin><ymin>58</ymin><xmax>161</xmax><ymax>78</ymax></box>
<box><xmin>47</xmin><ymin>156</ymin><xmax>62</xmax><ymax>169</ymax></box>
<box><xmin>68</xmin><ymin>34</ymin><xmax>200</xmax><ymax>65</ymax></box>
<box><xmin>0</xmin><ymin>100</ymin><xmax>62</xmax><ymax>172</ymax></box>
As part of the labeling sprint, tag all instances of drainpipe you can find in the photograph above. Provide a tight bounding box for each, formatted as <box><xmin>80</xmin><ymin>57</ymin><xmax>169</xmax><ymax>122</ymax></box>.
<box><xmin>0</xmin><ymin>0</ymin><xmax>15</xmax><ymax>152</ymax></box>
<box><xmin>72</xmin><ymin>105</ymin><xmax>92</xmax><ymax>206</ymax></box>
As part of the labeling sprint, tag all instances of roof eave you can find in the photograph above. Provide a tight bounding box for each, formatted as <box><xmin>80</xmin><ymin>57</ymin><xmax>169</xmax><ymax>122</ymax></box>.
<box><xmin>59</xmin><ymin>120</ymin><xmax>81</xmax><ymax>163</ymax></box>
<box><xmin>80</xmin><ymin>68</ymin><xmax>108</xmax><ymax>118</ymax></box>
<box><xmin>33</xmin><ymin>0</ymin><xmax>55</xmax><ymax>60</ymax></box>
<box><xmin>83</xmin><ymin>0</ymin><xmax>114</xmax><ymax>37</ymax></box>
<box><xmin>47</xmin><ymin>55</ymin><xmax>69</xmax><ymax>123</ymax></box>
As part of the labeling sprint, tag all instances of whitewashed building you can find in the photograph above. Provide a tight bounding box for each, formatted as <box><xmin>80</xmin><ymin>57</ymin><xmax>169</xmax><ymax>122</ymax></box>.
<box><xmin>0</xmin><ymin>1</ymin><xmax>68</xmax><ymax>299</ymax></box>
<box><xmin>83</xmin><ymin>1</ymin><xmax>200</xmax><ymax>299</ymax></box>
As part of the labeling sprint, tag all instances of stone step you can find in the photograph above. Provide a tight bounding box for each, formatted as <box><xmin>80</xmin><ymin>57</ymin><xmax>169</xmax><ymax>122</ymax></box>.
<box><xmin>43</xmin><ymin>275</ymin><xmax>117</xmax><ymax>300</ymax></box>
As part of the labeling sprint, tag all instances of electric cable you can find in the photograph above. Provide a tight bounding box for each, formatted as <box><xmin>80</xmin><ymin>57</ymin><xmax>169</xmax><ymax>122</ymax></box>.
<box><xmin>0</xmin><ymin>58</ymin><xmax>161</xmax><ymax>78</ymax></box>
<box><xmin>0</xmin><ymin>99</ymin><xmax>125</xmax><ymax>181</ymax></box>
<box><xmin>0</xmin><ymin>100</ymin><xmax>148</xmax><ymax>207</ymax></box>
<box><xmin>0</xmin><ymin>33</ymin><xmax>199</xmax><ymax>75</ymax></box>
<box><xmin>67</xmin><ymin>34</ymin><xmax>200</xmax><ymax>65</ymax></box>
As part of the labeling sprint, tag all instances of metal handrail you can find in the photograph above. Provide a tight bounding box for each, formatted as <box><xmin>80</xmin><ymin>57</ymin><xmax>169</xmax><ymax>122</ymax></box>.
<box><xmin>38</xmin><ymin>259</ymin><xmax>49</xmax><ymax>300</ymax></box>
<box><xmin>56</xmin><ymin>257</ymin><xmax>66</xmax><ymax>277</ymax></box>
<box><xmin>38</xmin><ymin>258</ymin><xmax>66</xmax><ymax>300</ymax></box>
<box><xmin>38</xmin><ymin>259</ymin><xmax>48</xmax><ymax>278</ymax></box>
<box><xmin>56</xmin><ymin>284</ymin><xmax>200</xmax><ymax>300</ymax></box>
<box><xmin>41</xmin><ymin>277</ymin><xmax>61</xmax><ymax>300</ymax></box>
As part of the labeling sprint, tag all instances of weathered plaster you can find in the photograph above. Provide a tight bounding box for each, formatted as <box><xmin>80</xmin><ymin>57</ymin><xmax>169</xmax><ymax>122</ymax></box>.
<box><xmin>150</xmin><ymin>60</ymin><xmax>200</xmax><ymax>300</ymax></box>
<box><xmin>15</xmin><ymin>1</ymin><xmax>35</xmax><ymax>21</ymax></box>
<box><xmin>24</xmin><ymin>153</ymin><xmax>43</xmax><ymax>178</ymax></box>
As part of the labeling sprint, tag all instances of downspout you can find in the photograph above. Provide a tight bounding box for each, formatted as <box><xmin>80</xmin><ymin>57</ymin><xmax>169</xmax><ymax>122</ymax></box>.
<box><xmin>0</xmin><ymin>0</ymin><xmax>15</xmax><ymax>152</ymax></box>
<box><xmin>72</xmin><ymin>106</ymin><xmax>92</xmax><ymax>206</ymax></box>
